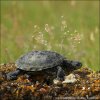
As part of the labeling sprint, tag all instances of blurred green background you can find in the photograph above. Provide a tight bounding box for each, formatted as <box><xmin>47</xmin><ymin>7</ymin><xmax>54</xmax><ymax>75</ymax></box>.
<box><xmin>0</xmin><ymin>1</ymin><xmax>99</xmax><ymax>71</ymax></box>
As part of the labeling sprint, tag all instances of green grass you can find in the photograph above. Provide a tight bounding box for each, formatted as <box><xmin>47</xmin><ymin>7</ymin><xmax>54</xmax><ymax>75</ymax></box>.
<box><xmin>0</xmin><ymin>1</ymin><xmax>99</xmax><ymax>71</ymax></box>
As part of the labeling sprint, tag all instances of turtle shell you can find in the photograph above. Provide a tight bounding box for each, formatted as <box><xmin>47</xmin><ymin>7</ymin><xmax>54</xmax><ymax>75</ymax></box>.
<box><xmin>16</xmin><ymin>51</ymin><xmax>65</xmax><ymax>71</ymax></box>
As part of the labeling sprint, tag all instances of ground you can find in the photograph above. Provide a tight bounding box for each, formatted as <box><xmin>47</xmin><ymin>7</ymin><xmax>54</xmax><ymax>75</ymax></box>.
<box><xmin>0</xmin><ymin>63</ymin><xmax>100</xmax><ymax>100</ymax></box>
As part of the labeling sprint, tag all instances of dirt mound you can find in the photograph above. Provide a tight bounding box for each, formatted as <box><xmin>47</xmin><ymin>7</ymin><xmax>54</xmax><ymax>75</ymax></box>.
<box><xmin>0</xmin><ymin>63</ymin><xmax>100</xmax><ymax>100</ymax></box>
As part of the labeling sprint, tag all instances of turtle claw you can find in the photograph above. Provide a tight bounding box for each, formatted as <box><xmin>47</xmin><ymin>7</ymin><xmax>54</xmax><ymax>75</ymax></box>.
<box><xmin>57</xmin><ymin>66</ymin><xmax>65</xmax><ymax>81</ymax></box>
<box><xmin>6</xmin><ymin>73</ymin><xmax>17</xmax><ymax>80</ymax></box>
<box><xmin>6</xmin><ymin>69</ymin><xmax>21</xmax><ymax>80</ymax></box>
<box><xmin>56</xmin><ymin>77</ymin><xmax>64</xmax><ymax>81</ymax></box>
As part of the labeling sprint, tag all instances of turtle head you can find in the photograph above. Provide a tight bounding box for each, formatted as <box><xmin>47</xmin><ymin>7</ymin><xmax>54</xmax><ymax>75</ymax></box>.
<box><xmin>70</xmin><ymin>61</ymin><xmax>82</xmax><ymax>69</ymax></box>
<box><xmin>63</xmin><ymin>60</ymin><xmax>82</xmax><ymax>71</ymax></box>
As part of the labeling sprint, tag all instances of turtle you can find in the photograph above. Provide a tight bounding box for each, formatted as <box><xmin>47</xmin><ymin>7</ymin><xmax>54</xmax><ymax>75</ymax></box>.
<box><xmin>7</xmin><ymin>51</ymin><xmax>82</xmax><ymax>82</ymax></box>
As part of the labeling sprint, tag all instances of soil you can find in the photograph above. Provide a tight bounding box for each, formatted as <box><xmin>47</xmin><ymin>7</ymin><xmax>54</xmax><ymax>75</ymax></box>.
<box><xmin>0</xmin><ymin>63</ymin><xmax>100</xmax><ymax>100</ymax></box>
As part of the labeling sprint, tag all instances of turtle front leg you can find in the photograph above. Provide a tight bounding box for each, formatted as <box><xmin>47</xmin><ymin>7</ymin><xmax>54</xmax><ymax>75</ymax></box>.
<box><xmin>57</xmin><ymin>66</ymin><xmax>65</xmax><ymax>81</ymax></box>
<box><xmin>6</xmin><ymin>69</ymin><xmax>21</xmax><ymax>80</ymax></box>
